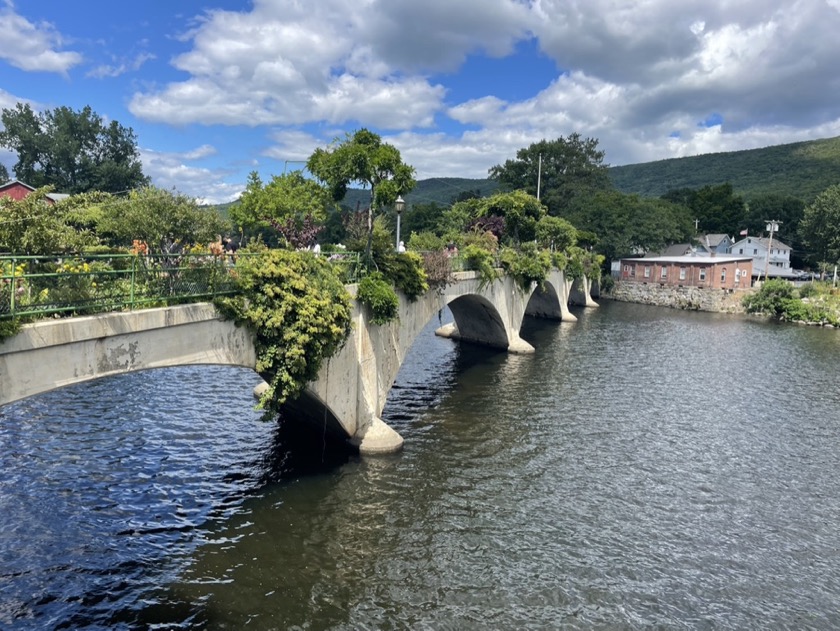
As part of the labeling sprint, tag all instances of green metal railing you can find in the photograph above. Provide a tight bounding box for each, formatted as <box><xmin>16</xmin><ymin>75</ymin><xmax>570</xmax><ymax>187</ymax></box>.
<box><xmin>1</xmin><ymin>251</ymin><xmax>362</xmax><ymax>321</ymax></box>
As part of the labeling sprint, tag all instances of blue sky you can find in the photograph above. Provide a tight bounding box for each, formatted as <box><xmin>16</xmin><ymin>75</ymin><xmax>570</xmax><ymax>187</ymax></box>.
<box><xmin>2</xmin><ymin>0</ymin><xmax>840</xmax><ymax>204</ymax></box>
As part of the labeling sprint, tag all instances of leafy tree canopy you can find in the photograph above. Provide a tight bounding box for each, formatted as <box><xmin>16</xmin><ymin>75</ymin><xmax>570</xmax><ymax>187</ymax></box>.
<box><xmin>743</xmin><ymin>194</ymin><xmax>804</xmax><ymax>247</ymax></box>
<box><xmin>307</xmin><ymin>128</ymin><xmax>416</xmax><ymax>209</ymax></box>
<box><xmin>0</xmin><ymin>187</ymin><xmax>96</xmax><ymax>254</ymax></box>
<box><xmin>476</xmin><ymin>190</ymin><xmax>546</xmax><ymax>243</ymax></box>
<box><xmin>488</xmin><ymin>134</ymin><xmax>612</xmax><ymax>217</ymax></box>
<box><xmin>232</xmin><ymin>170</ymin><xmax>333</xmax><ymax>248</ymax></box>
<box><xmin>95</xmin><ymin>187</ymin><xmax>226</xmax><ymax>255</ymax></box>
<box><xmin>307</xmin><ymin>128</ymin><xmax>415</xmax><ymax>259</ymax></box>
<box><xmin>571</xmin><ymin>190</ymin><xmax>693</xmax><ymax>261</ymax></box>
<box><xmin>662</xmin><ymin>183</ymin><xmax>746</xmax><ymax>235</ymax></box>
<box><xmin>0</xmin><ymin>103</ymin><xmax>149</xmax><ymax>194</ymax></box>
<box><xmin>799</xmin><ymin>184</ymin><xmax>840</xmax><ymax>271</ymax></box>
<box><xmin>0</xmin><ymin>163</ymin><xmax>8</xmax><ymax>183</ymax></box>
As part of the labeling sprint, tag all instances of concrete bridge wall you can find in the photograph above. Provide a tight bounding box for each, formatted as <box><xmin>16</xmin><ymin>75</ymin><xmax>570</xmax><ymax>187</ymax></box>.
<box><xmin>0</xmin><ymin>304</ymin><xmax>256</xmax><ymax>406</ymax></box>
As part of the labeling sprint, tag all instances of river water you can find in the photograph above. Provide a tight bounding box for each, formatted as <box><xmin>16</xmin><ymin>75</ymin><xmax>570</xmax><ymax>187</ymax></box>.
<box><xmin>2</xmin><ymin>300</ymin><xmax>840</xmax><ymax>630</ymax></box>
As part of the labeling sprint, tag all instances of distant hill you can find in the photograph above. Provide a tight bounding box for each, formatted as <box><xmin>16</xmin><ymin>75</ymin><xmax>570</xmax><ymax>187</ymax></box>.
<box><xmin>609</xmin><ymin>136</ymin><xmax>840</xmax><ymax>202</ymax></box>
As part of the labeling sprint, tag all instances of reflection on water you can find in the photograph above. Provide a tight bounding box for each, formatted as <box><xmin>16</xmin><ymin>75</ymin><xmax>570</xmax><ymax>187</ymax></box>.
<box><xmin>3</xmin><ymin>302</ymin><xmax>840</xmax><ymax>629</ymax></box>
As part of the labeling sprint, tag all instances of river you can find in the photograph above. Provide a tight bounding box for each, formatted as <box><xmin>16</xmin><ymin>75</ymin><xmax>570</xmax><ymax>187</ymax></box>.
<box><xmin>2</xmin><ymin>300</ymin><xmax>840</xmax><ymax>630</ymax></box>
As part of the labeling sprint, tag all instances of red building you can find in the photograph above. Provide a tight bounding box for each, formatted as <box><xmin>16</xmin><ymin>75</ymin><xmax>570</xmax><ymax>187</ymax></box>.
<box><xmin>619</xmin><ymin>255</ymin><xmax>754</xmax><ymax>290</ymax></box>
<box><xmin>0</xmin><ymin>180</ymin><xmax>68</xmax><ymax>204</ymax></box>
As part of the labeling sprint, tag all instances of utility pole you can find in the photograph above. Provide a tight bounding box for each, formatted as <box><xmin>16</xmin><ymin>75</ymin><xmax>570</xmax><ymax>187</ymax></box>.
<box><xmin>763</xmin><ymin>220</ymin><xmax>781</xmax><ymax>282</ymax></box>
<box><xmin>536</xmin><ymin>153</ymin><xmax>542</xmax><ymax>201</ymax></box>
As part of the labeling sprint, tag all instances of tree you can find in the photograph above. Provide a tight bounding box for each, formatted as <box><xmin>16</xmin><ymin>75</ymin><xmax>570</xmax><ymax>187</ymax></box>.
<box><xmin>0</xmin><ymin>187</ymin><xmax>96</xmax><ymax>254</ymax></box>
<box><xmin>0</xmin><ymin>103</ymin><xmax>149</xmax><ymax>194</ymax></box>
<box><xmin>400</xmin><ymin>201</ymin><xmax>447</xmax><ymax>237</ymax></box>
<box><xmin>661</xmin><ymin>183</ymin><xmax>746</xmax><ymax>235</ymax></box>
<box><xmin>96</xmin><ymin>187</ymin><xmax>226</xmax><ymax>255</ymax></box>
<box><xmin>476</xmin><ymin>190</ymin><xmax>546</xmax><ymax>244</ymax></box>
<box><xmin>488</xmin><ymin>134</ymin><xmax>612</xmax><ymax>217</ymax></box>
<box><xmin>536</xmin><ymin>215</ymin><xmax>578</xmax><ymax>251</ymax></box>
<box><xmin>307</xmin><ymin>129</ymin><xmax>416</xmax><ymax>259</ymax></box>
<box><xmin>0</xmin><ymin>163</ymin><xmax>8</xmax><ymax>183</ymax></box>
<box><xmin>799</xmin><ymin>184</ymin><xmax>840</xmax><ymax>272</ymax></box>
<box><xmin>232</xmin><ymin>171</ymin><xmax>333</xmax><ymax>248</ymax></box>
<box><xmin>571</xmin><ymin>190</ymin><xmax>693</xmax><ymax>261</ymax></box>
<box><xmin>743</xmin><ymin>193</ymin><xmax>805</xmax><ymax>247</ymax></box>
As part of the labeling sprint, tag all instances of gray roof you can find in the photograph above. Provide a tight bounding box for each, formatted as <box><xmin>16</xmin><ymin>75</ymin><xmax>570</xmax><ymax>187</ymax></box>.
<box><xmin>701</xmin><ymin>234</ymin><xmax>731</xmax><ymax>248</ymax></box>
<box><xmin>646</xmin><ymin>243</ymin><xmax>695</xmax><ymax>257</ymax></box>
<box><xmin>732</xmin><ymin>236</ymin><xmax>791</xmax><ymax>250</ymax></box>
<box><xmin>623</xmin><ymin>255</ymin><xmax>753</xmax><ymax>264</ymax></box>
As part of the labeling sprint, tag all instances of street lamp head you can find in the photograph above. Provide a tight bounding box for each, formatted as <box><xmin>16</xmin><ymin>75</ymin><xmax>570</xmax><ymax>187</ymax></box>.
<box><xmin>395</xmin><ymin>195</ymin><xmax>405</xmax><ymax>214</ymax></box>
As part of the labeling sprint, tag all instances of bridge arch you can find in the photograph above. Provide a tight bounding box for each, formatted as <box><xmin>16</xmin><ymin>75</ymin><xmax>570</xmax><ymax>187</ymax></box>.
<box><xmin>306</xmin><ymin>270</ymin><xmax>585</xmax><ymax>455</ymax></box>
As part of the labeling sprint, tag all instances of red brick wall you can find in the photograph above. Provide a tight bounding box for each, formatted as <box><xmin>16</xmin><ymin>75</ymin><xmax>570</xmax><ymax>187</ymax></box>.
<box><xmin>620</xmin><ymin>259</ymin><xmax>753</xmax><ymax>289</ymax></box>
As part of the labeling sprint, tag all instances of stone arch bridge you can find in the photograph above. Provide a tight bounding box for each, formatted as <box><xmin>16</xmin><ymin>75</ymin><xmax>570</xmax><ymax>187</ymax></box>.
<box><xmin>0</xmin><ymin>270</ymin><xmax>597</xmax><ymax>454</ymax></box>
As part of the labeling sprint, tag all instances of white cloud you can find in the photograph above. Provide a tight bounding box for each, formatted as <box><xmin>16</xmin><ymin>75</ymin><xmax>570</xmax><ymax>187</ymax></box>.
<box><xmin>0</xmin><ymin>2</ymin><xmax>82</xmax><ymax>73</ymax></box>
<box><xmin>140</xmin><ymin>146</ymin><xmax>242</xmax><ymax>204</ymax></box>
<box><xmin>87</xmin><ymin>52</ymin><xmax>155</xmax><ymax>79</ymax></box>
<box><xmin>129</xmin><ymin>0</ymin><xmax>531</xmax><ymax>129</ymax></box>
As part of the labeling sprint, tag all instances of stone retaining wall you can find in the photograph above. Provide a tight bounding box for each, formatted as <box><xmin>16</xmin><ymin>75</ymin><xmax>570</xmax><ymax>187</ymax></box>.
<box><xmin>604</xmin><ymin>280</ymin><xmax>749</xmax><ymax>313</ymax></box>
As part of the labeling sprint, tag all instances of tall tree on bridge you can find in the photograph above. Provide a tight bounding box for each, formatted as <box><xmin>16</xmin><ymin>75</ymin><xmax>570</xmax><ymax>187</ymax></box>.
<box><xmin>0</xmin><ymin>103</ymin><xmax>149</xmax><ymax>194</ymax></box>
<box><xmin>306</xmin><ymin>129</ymin><xmax>416</xmax><ymax>260</ymax></box>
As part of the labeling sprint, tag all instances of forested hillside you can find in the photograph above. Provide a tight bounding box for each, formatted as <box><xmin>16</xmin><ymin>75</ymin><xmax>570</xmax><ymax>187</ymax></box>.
<box><xmin>608</xmin><ymin>136</ymin><xmax>840</xmax><ymax>202</ymax></box>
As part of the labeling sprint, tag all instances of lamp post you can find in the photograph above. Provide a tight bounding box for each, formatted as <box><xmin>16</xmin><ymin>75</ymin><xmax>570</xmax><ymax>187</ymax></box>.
<box><xmin>395</xmin><ymin>195</ymin><xmax>405</xmax><ymax>252</ymax></box>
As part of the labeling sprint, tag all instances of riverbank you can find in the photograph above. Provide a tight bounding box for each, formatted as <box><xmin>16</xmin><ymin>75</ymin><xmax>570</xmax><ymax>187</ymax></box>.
<box><xmin>601</xmin><ymin>279</ymin><xmax>748</xmax><ymax>313</ymax></box>
<box><xmin>602</xmin><ymin>278</ymin><xmax>840</xmax><ymax>327</ymax></box>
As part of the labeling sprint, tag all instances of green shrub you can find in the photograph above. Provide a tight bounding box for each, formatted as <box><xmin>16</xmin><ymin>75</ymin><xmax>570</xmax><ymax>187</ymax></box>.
<box><xmin>216</xmin><ymin>248</ymin><xmax>352</xmax><ymax>413</ymax></box>
<box><xmin>407</xmin><ymin>231</ymin><xmax>445</xmax><ymax>252</ymax></box>
<box><xmin>357</xmin><ymin>271</ymin><xmax>400</xmax><ymax>325</ymax></box>
<box><xmin>461</xmin><ymin>244</ymin><xmax>499</xmax><ymax>287</ymax></box>
<box><xmin>780</xmin><ymin>298</ymin><xmax>810</xmax><ymax>322</ymax></box>
<box><xmin>379</xmin><ymin>251</ymin><xmax>428</xmax><ymax>302</ymax></box>
<box><xmin>798</xmin><ymin>282</ymin><xmax>819</xmax><ymax>299</ymax></box>
<box><xmin>743</xmin><ymin>278</ymin><xmax>794</xmax><ymax>317</ymax></box>
<box><xmin>499</xmin><ymin>243</ymin><xmax>552</xmax><ymax>290</ymax></box>
<box><xmin>0</xmin><ymin>318</ymin><xmax>21</xmax><ymax>342</ymax></box>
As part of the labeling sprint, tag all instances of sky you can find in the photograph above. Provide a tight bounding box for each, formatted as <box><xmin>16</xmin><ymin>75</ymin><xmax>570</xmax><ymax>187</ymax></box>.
<box><xmin>2</xmin><ymin>0</ymin><xmax>840</xmax><ymax>204</ymax></box>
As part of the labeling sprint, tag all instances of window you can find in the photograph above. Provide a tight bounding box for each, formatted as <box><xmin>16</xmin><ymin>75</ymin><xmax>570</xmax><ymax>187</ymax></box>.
<box><xmin>644</xmin><ymin>266</ymin><xmax>651</xmax><ymax>278</ymax></box>
<box><xmin>679</xmin><ymin>267</ymin><xmax>686</xmax><ymax>280</ymax></box>
<box><xmin>699</xmin><ymin>268</ymin><xmax>707</xmax><ymax>281</ymax></box>
<box><xmin>739</xmin><ymin>248</ymin><xmax>743</xmax><ymax>254</ymax></box>
<box><xmin>660</xmin><ymin>267</ymin><xmax>668</xmax><ymax>279</ymax></box>
<box><xmin>721</xmin><ymin>268</ymin><xmax>727</xmax><ymax>283</ymax></box>
<box><xmin>753</xmin><ymin>249</ymin><xmax>758</xmax><ymax>255</ymax></box>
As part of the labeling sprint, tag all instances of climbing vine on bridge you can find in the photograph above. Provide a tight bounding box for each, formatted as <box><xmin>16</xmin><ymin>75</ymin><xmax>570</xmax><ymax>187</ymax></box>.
<box><xmin>216</xmin><ymin>247</ymin><xmax>353</xmax><ymax>414</ymax></box>
<box><xmin>500</xmin><ymin>243</ymin><xmax>552</xmax><ymax>290</ymax></box>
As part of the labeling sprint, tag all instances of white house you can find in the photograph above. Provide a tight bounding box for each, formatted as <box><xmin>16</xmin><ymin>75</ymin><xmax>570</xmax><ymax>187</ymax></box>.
<box><xmin>730</xmin><ymin>236</ymin><xmax>795</xmax><ymax>279</ymax></box>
